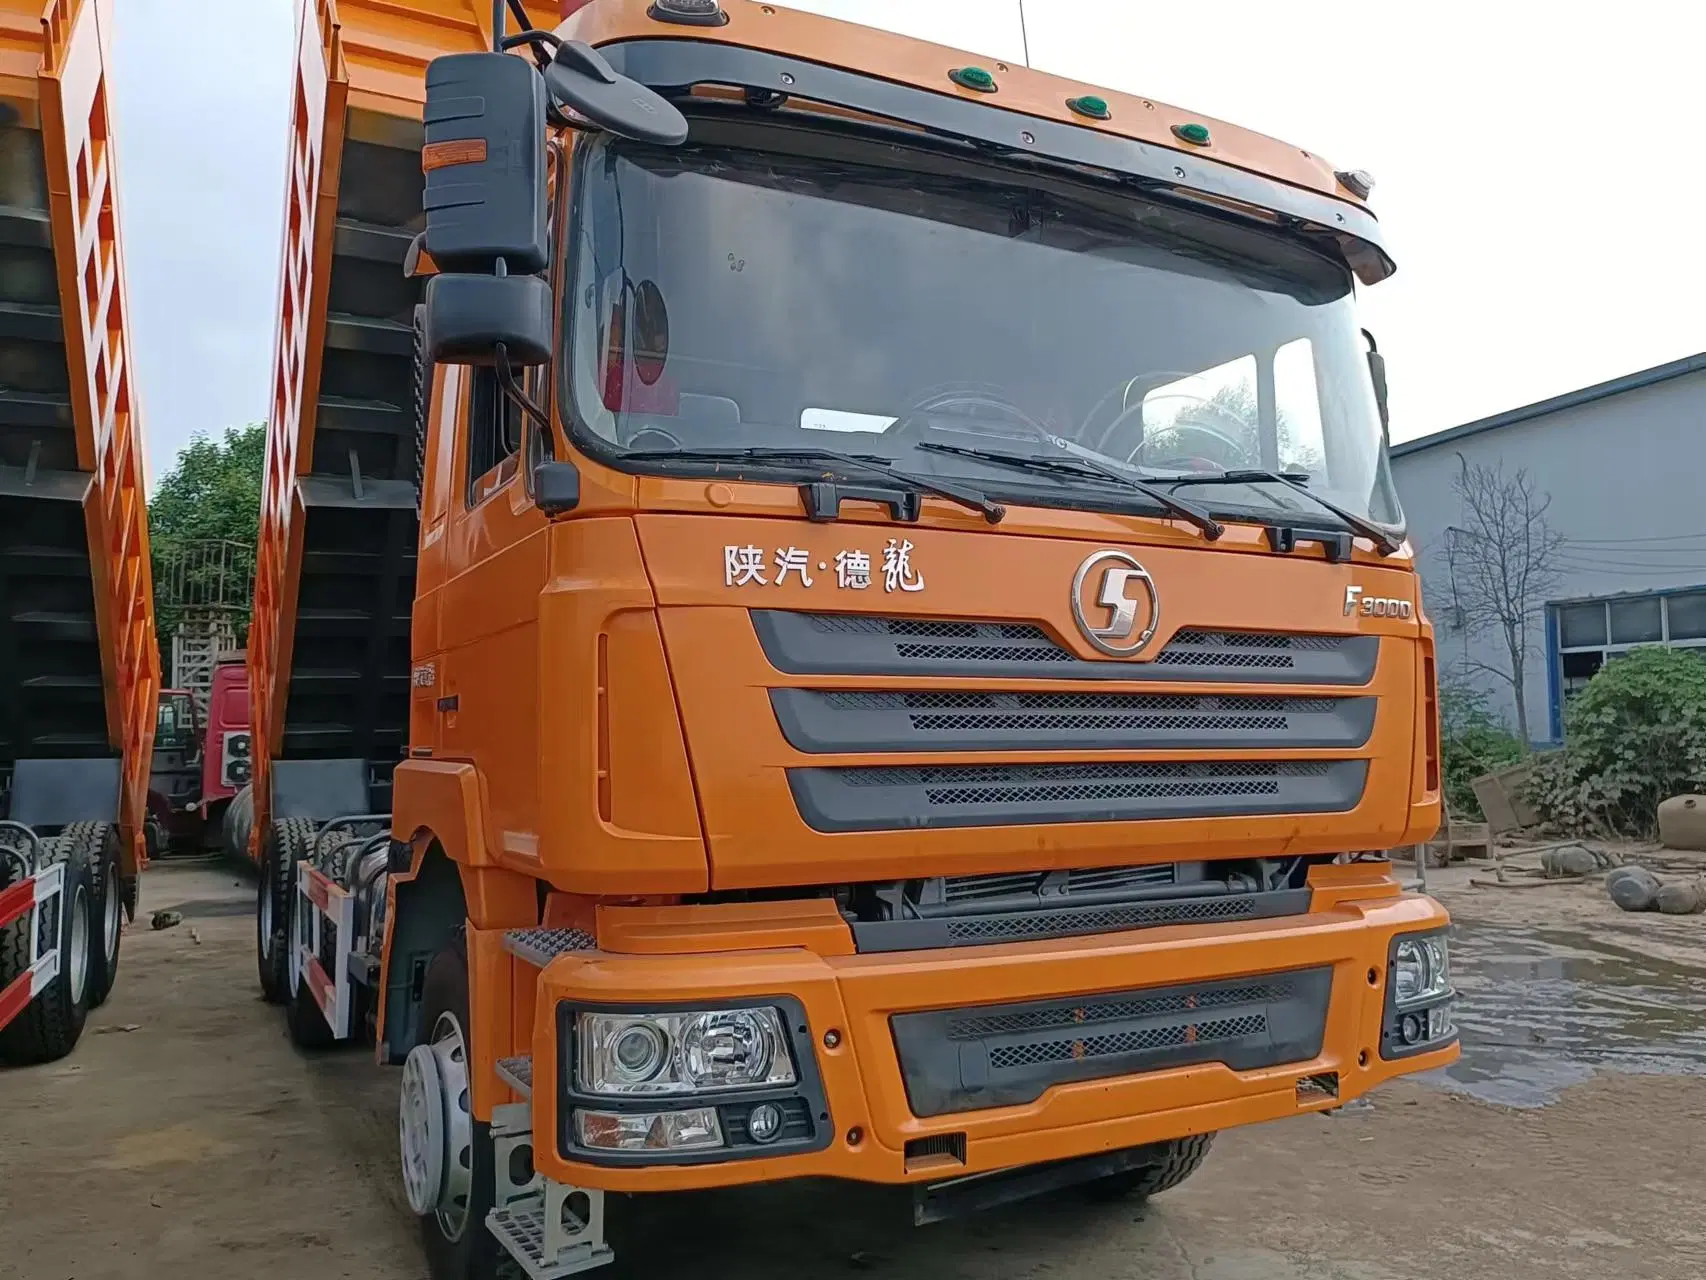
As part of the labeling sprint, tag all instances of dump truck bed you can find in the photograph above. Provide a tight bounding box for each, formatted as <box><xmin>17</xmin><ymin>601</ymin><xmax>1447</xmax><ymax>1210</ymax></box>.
<box><xmin>249</xmin><ymin>0</ymin><xmax>556</xmax><ymax>844</ymax></box>
<box><xmin>0</xmin><ymin>0</ymin><xmax>156</xmax><ymax>870</ymax></box>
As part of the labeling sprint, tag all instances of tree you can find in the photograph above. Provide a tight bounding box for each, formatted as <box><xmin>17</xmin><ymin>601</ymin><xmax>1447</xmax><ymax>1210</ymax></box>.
<box><xmin>149</xmin><ymin>423</ymin><xmax>265</xmax><ymax>643</ymax></box>
<box><xmin>149</xmin><ymin>422</ymin><xmax>265</xmax><ymax>546</ymax></box>
<box><xmin>1442</xmin><ymin>456</ymin><xmax>1565</xmax><ymax>748</ymax></box>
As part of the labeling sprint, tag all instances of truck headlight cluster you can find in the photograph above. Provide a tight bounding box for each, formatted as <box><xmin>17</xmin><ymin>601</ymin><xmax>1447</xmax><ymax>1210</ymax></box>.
<box><xmin>1381</xmin><ymin>929</ymin><xmax>1457</xmax><ymax>1058</ymax></box>
<box><xmin>1392</xmin><ymin>935</ymin><xmax>1450</xmax><ymax>1006</ymax></box>
<box><xmin>575</xmin><ymin>1008</ymin><xmax>796</xmax><ymax>1096</ymax></box>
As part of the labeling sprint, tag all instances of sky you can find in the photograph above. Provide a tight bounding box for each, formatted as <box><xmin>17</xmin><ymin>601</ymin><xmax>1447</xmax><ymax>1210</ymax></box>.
<box><xmin>109</xmin><ymin>0</ymin><xmax>1706</xmax><ymax>483</ymax></box>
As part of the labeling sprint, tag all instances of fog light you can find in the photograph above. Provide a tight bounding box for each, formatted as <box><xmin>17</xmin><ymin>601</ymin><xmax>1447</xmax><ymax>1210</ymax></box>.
<box><xmin>748</xmin><ymin>1102</ymin><xmax>783</xmax><ymax>1144</ymax></box>
<box><xmin>1398</xmin><ymin>1012</ymin><xmax>1425</xmax><ymax>1045</ymax></box>
<box><xmin>576</xmin><ymin>1107</ymin><xmax>723</xmax><ymax>1152</ymax></box>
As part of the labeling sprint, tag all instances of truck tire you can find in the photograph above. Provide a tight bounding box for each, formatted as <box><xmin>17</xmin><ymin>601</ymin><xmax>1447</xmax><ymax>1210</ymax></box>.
<box><xmin>257</xmin><ymin>818</ymin><xmax>317</xmax><ymax>1004</ymax></box>
<box><xmin>287</xmin><ymin>972</ymin><xmax>337</xmax><ymax>1050</ymax></box>
<box><xmin>1078</xmin><ymin>1134</ymin><xmax>1216</xmax><ymax>1202</ymax></box>
<box><xmin>224</xmin><ymin>784</ymin><xmax>255</xmax><ymax>864</ymax></box>
<box><xmin>67</xmin><ymin>823</ymin><xmax>123</xmax><ymax>1010</ymax></box>
<box><xmin>405</xmin><ymin>936</ymin><xmax>506</xmax><ymax>1280</ymax></box>
<box><xmin>0</xmin><ymin>833</ymin><xmax>96</xmax><ymax>1065</ymax></box>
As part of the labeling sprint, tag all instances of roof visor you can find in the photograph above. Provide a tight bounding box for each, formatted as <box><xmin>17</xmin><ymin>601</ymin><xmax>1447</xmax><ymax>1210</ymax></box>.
<box><xmin>598</xmin><ymin>39</ymin><xmax>1396</xmax><ymax>285</ymax></box>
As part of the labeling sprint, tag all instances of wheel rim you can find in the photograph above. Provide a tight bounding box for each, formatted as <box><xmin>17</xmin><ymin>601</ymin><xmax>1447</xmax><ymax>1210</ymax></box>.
<box><xmin>102</xmin><ymin>861</ymin><xmax>120</xmax><ymax>963</ymax></box>
<box><xmin>398</xmin><ymin>1010</ymin><xmax>474</xmax><ymax>1240</ymax></box>
<box><xmin>67</xmin><ymin>884</ymin><xmax>89</xmax><ymax>1005</ymax></box>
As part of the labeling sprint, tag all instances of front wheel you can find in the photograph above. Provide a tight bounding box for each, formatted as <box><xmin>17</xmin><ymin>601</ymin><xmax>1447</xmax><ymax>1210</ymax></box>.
<box><xmin>1079</xmin><ymin>1133</ymin><xmax>1216</xmax><ymax>1202</ymax></box>
<box><xmin>401</xmin><ymin>937</ymin><xmax>506</xmax><ymax>1280</ymax></box>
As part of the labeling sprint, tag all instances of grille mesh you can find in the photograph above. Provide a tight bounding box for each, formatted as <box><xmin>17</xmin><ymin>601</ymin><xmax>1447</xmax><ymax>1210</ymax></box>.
<box><xmin>819</xmin><ymin>689</ymin><xmax>1336</xmax><ymax>735</ymax></box>
<box><xmin>802</xmin><ymin>613</ymin><xmax>1349</xmax><ymax>670</ymax></box>
<box><xmin>839</xmin><ymin>760</ymin><xmax>1329</xmax><ymax>807</ymax></box>
<box><xmin>944</xmin><ymin>895</ymin><xmax>1260</xmax><ymax>942</ymax></box>
<box><xmin>949</xmin><ymin>981</ymin><xmax>1294</xmax><ymax>1039</ymax></box>
<box><xmin>987</xmin><ymin>1014</ymin><xmax>1268</xmax><ymax>1070</ymax></box>
<box><xmin>891</xmin><ymin>966</ymin><xmax>1332</xmax><ymax>1115</ymax></box>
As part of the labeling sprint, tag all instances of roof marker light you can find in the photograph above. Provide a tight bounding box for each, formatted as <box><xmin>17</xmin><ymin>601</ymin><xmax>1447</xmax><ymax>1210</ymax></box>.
<box><xmin>1336</xmin><ymin>169</ymin><xmax>1375</xmax><ymax>199</ymax></box>
<box><xmin>647</xmin><ymin>0</ymin><xmax>727</xmax><ymax>26</ymax></box>
<box><xmin>949</xmin><ymin>66</ymin><xmax>998</xmax><ymax>93</ymax></box>
<box><xmin>1066</xmin><ymin>95</ymin><xmax>1111</xmax><ymax>120</ymax></box>
<box><xmin>1172</xmin><ymin>122</ymin><xmax>1211</xmax><ymax>146</ymax></box>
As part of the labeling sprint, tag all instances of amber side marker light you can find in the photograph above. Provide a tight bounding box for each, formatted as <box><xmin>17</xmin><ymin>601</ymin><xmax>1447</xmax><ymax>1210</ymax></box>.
<box><xmin>422</xmin><ymin>138</ymin><xmax>486</xmax><ymax>171</ymax></box>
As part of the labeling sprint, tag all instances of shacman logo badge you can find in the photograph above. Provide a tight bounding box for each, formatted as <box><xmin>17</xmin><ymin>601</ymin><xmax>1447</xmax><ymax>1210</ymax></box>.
<box><xmin>1070</xmin><ymin>549</ymin><xmax>1160</xmax><ymax>657</ymax></box>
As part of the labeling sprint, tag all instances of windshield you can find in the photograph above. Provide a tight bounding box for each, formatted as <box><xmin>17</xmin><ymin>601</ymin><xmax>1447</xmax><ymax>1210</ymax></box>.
<box><xmin>565</xmin><ymin>131</ymin><xmax>1402</xmax><ymax>530</ymax></box>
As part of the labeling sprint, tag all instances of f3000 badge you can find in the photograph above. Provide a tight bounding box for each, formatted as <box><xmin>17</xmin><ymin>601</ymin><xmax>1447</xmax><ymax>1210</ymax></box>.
<box><xmin>1344</xmin><ymin>585</ymin><xmax>1413</xmax><ymax>619</ymax></box>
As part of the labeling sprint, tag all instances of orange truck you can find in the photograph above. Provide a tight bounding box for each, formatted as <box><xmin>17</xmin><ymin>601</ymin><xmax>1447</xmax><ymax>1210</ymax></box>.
<box><xmin>250</xmin><ymin>1</ymin><xmax>1456</xmax><ymax>1274</ymax></box>
<box><xmin>0</xmin><ymin>0</ymin><xmax>156</xmax><ymax>1065</ymax></box>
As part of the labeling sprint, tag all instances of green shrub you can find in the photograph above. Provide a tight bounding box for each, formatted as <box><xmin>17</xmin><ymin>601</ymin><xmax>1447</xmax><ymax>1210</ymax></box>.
<box><xmin>1525</xmin><ymin>645</ymin><xmax>1706</xmax><ymax>836</ymax></box>
<box><xmin>1438</xmin><ymin>682</ymin><xmax>1523</xmax><ymax>820</ymax></box>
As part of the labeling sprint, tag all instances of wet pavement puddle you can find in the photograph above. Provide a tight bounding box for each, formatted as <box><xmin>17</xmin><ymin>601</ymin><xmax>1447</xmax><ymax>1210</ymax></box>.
<box><xmin>1425</xmin><ymin>922</ymin><xmax>1706</xmax><ymax>1107</ymax></box>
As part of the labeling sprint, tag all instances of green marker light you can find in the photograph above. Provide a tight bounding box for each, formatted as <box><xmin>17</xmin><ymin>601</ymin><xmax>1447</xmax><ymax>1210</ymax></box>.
<box><xmin>1067</xmin><ymin>95</ymin><xmax>1111</xmax><ymax>120</ymax></box>
<box><xmin>1172</xmin><ymin>122</ymin><xmax>1212</xmax><ymax>146</ymax></box>
<box><xmin>949</xmin><ymin>66</ymin><xmax>998</xmax><ymax>93</ymax></box>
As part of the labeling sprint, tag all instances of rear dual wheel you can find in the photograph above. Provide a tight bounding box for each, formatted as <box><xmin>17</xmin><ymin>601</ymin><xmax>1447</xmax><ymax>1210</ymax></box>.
<box><xmin>65</xmin><ymin>823</ymin><xmax>122</xmax><ymax>1010</ymax></box>
<box><xmin>257</xmin><ymin>818</ymin><xmax>316</xmax><ymax>1004</ymax></box>
<box><xmin>0</xmin><ymin>832</ymin><xmax>96</xmax><ymax>1065</ymax></box>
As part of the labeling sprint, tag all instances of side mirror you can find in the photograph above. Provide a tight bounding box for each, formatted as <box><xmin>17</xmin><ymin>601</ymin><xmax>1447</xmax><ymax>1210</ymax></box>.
<box><xmin>422</xmin><ymin>52</ymin><xmax>547</xmax><ymax>272</ymax></box>
<box><xmin>544</xmin><ymin>41</ymin><xmax>688</xmax><ymax>145</ymax></box>
<box><xmin>1363</xmin><ymin>328</ymin><xmax>1391</xmax><ymax>439</ymax></box>
<box><xmin>533</xmin><ymin>460</ymin><xmax>582</xmax><ymax>515</ymax></box>
<box><xmin>423</xmin><ymin>273</ymin><xmax>551</xmax><ymax>366</ymax></box>
<box><xmin>421</xmin><ymin>51</ymin><xmax>550</xmax><ymax>365</ymax></box>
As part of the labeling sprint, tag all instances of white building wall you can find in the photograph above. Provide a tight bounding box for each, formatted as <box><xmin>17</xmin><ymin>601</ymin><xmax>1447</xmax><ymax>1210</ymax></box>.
<box><xmin>1391</xmin><ymin>363</ymin><xmax>1706</xmax><ymax>742</ymax></box>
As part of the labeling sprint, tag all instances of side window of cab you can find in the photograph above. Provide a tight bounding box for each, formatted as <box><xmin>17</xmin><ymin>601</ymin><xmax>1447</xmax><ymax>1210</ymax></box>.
<box><xmin>463</xmin><ymin>367</ymin><xmax>523</xmax><ymax>506</ymax></box>
<box><xmin>470</xmin><ymin>138</ymin><xmax>561</xmax><ymax>507</ymax></box>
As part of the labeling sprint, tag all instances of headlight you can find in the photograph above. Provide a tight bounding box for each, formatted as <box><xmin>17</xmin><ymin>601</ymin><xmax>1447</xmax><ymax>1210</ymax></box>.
<box><xmin>576</xmin><ymin>1007</ymin><xmax>796</xmax><ymax>1096</ymax></box>
<box><xmin>1392</xmin><ymin>934</ymin><xmax>1450</xmax><ymax>1007</ymax></box>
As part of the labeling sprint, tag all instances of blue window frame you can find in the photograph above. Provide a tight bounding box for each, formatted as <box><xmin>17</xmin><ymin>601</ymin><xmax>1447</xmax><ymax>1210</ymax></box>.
<box><xmin>1547</xmin><ymin>583</ymin><xmax>1706</xmax><ymax>739</ymax></box>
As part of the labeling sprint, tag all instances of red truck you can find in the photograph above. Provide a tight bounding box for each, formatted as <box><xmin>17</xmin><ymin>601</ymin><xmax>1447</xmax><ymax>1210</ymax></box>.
<box><xmin>146</xmin><ymin>654</ymin><xmax>253</xmax><ymax>855</ymax></box>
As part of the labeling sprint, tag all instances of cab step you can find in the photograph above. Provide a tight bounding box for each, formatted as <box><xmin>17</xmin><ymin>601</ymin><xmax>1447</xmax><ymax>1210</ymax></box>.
<box><xmin>503</xmin><ymin>927</ymin><xmax>595</xmax><ymax>968</ymax></box>
<box><xmin>488</xmin><ymin>1188</ymin><xmax>613</xmax><ymax>1278</ymax></box>
<box><xmin>496</xmin><ymin>1054</ymin><xmax>533</xmax><ymax>1098</ymax></box>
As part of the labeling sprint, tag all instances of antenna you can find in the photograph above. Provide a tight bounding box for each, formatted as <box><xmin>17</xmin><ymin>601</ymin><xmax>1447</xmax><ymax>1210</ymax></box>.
<box><xmin>1018</xmin><ymin>0</ymin><xmax>1031</xmax><ymax>67</ymax></box>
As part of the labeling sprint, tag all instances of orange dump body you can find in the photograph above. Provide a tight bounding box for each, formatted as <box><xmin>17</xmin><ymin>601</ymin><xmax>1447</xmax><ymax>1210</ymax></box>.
<box><xmin>249</xmin><ymin>0</ymin><xmax>559</xmax><ymax>852</ymax></box>
<box><xmin>0</xmin><ymin>0</ymin><xmax>157</xmax><ymax>874</ymax></box>
<box><xmin>265</xmin><ymin>0</ymin><xmax>1452</xmax><ymax>1200</ymax></box>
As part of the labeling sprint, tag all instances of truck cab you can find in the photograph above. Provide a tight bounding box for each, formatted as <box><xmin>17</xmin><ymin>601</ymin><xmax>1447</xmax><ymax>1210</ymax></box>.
<box><xmin>253</xmin><ymin>3</ymin><xmax>1454</xmax><ymax>1276</ymax></box>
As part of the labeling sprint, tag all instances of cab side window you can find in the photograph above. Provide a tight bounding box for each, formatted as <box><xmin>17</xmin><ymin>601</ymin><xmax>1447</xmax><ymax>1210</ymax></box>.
<box><xmin>465</xmin><ymin>366</ymin><xmax>523</xmax><ymax>506</ymax></box>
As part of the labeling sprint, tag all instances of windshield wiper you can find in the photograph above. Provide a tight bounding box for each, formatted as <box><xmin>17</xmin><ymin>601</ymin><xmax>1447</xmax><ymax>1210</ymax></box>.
<box><xmin>623</xmin><ymin>446</ymin><xmax>1006</xmax><ymax>524</ymax></box>
<box><xmin>1164</xmin><ymin>469</ymin><xmax>1403</xmax><ymax>555</ymax></box>
<box><xmin>915</xmin><ymin>439</ymin><xmax>1224</xmax><ymax>540</ymax></box>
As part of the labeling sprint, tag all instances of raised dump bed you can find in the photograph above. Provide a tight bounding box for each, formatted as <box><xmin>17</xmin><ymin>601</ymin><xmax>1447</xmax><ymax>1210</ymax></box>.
<box><xmin>0</xmin><ymin>0</ymin><xmax>157</xmax><ymax>1062</ymax></box>
<box><xmin>249</xmin><ymin>0</ymin><xmax>559</xmax><ymax>848</ymax></box>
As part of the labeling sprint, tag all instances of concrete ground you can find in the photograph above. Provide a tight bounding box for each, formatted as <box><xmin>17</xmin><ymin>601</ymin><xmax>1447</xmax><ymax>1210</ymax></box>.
<box><xmin>3</xmin><ymin>860</ymin><xmax>1704</xmax><ymax>1280</ymax></box>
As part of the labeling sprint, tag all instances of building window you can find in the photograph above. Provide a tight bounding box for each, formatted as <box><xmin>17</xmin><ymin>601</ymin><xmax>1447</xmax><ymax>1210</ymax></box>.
<box><xmin>1552</xmin><ymin>587</ymin><xmax>1706</xmax><ymax>709</ymax></box>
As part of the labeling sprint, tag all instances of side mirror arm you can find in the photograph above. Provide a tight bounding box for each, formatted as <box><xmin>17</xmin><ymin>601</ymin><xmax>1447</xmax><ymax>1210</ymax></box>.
<box><xmin>496</xmin><ymin>343</ymin><xmax>551</xmax><ymax>433</ymax></box>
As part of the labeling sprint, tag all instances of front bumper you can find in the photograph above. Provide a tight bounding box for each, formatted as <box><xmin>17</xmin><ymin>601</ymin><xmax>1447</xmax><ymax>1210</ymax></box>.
<box><xmin>529</xmin><ymin>889</ymin><xmax>1456</xmax><ymax>1192</ymax></box>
